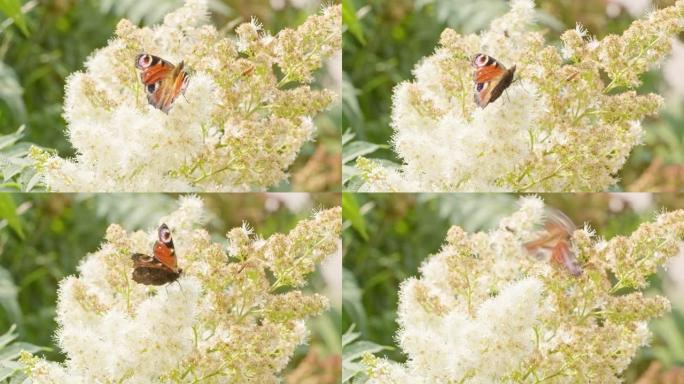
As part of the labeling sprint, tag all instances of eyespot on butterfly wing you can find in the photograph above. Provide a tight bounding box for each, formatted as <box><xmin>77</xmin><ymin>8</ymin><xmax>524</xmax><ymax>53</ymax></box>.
<box><xmin>471</xmin><ymin>53</ymin><xmax>516</xmax><ymax>108</ymax></box>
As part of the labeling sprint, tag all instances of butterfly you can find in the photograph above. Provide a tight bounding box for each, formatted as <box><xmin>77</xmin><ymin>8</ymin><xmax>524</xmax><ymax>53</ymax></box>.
<box><xmin>471</xmin><ymin>53</ymin><xmax>516</xmax><ymax>108</ymax></box>
<box><xmin>523</xmin><ymin>208</ymin><xmax>582</xmax><ymax>277</ymax></box>
<box><xmin>131</xmin><ymin>223</ymin><xmax>183</xmax><ymax>285</ymax></box>
<box><xmin>135</xmin><ymin>53</ymin><xmax>190</xmax><ymax>113</ymax></box>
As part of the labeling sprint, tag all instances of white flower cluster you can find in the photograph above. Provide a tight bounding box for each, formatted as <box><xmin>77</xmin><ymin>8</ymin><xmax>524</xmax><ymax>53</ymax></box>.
<box><xmin>32</xmin><ymin>0</ymin><xmax>340</xmax><ymax>192</ymax></box>
<box><xmin>357</xmin><ymin>0</ymin><xmax>684</xmax><ymax>192</ymax></box>
<box><xmin>394</xmin><ymin>277</ymin><xmax>543</xmax><ymax>383</ymax></box>
<box><xmin>22</xmin><ymin>196</ymin><xmax>342</xmax><ymax>383</ymax></box>
<box><xmin>365</xmin><ymin>197</ymin><xmax>684</xmax><ymax>383</ymax></box>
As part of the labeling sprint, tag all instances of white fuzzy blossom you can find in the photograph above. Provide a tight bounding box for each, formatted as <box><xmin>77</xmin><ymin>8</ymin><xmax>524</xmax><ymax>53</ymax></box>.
<box><xmin>31</xmin><ymin>0</ymin><xmax>341</xmax><ymax>192</ymax></box>
<box><xmin>364</xmin><ymin>197</ymin><xmax>684</xmax><ymax>383</ymax></box>
<box><xmin>357</xmin><ymin>0</ymin><xmax>684</xmax><ymax>192</ymax></box>
<box><xmin>22</xmin><ymin>197</ymin><xmax>342</xmax><ymax>383</ymax></box>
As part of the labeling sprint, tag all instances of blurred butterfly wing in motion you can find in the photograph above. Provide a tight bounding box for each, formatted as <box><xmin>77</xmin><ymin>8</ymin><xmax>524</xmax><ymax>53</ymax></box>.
<box><xmin>130</xmin><ymin>223</ymin><xmax>181</xmax><ymax>285</ymax></box>
<box><xmin>471</xmin><ymin>53</ymin><xmax>516</xmax><ymax>108</ymax></box>
<box><xmin>135</xmin><ymin>54</ymin><xmax>190</xmax><ymax>113</ymax></box>
<box><xmin>550</xmin><ymin>239</ymin><xmax>582</xmax><ymax>277</ymax></box>
<box><xmin>523</xmin><ymin>208</ymin><xmax>582</xmax><ymax>277</ymax></box>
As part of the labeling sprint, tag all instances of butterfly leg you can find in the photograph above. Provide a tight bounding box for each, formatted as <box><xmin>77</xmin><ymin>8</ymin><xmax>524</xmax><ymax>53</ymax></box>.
<box><xmin>174</xmin><ymin>279</ymin><xmax>184</xmax><ymax>293</ymax></box>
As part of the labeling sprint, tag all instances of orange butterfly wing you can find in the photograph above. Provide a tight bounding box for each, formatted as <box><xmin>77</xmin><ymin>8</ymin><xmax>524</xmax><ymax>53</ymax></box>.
<box><xmin>153</xmin><ymin>241</ymin><xmax>178</xmax><ymax>272</ymax></box>
<box><xmin>151</xmin><ymin>63</ymin><xmax>189</xmax><ymax>113</ymax></box>
<box><xmin>475</xmin><ymin>65</ymin><xmax>506</xmax><ymax>84</ymax></box>
<box><xmin>141</xmin><ymin>61</ymin><xmax>174</xmax><ymax>85</ymax></box>
<box><xmin>152</xmin><ymin>224</ymin><xmax>179</xmax><ymax>273</ymax></box>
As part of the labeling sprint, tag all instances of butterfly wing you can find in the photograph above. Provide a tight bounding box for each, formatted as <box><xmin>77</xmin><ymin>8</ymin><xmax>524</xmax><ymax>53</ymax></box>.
<box><xmin>136</xmin><ymin>54</ymin><xmax>174</xmax><ymax>84</ymax></box>
<box><xmin>551</xmin><ymin>240</ymin><xmax>582</xmax><ymax>277</ymax></box>
<box><xmin>135</xmin><ymin>54</ymin><xmax>189</xmax><ymax>113</ymax></box>
<box><xmin>545</xmin><ymin>208</ymin><xmax>577</xmax><ymax>234</ymax></box>
<box><xmin>471</xmin><ymin>54</ymin><xmax>516</xmax><ymax>108</ymax></box>
<box><xmin>131</xmin><ymin>252</ymin><xmax>180</xmax><ymax>285</ymax></box>
<box><xmin>149</xmin><ymin>63</ymin><xmax>189</xmax><ymax>113</ymax></box>
<box><xmin>152</xmin><ymin>223</ymin><xmax>179</xmax><ymax>273</ymax></box>
<box><xmin>523</xmin><ymin>208</ymin><xmax>582</xmax><ymax>276</ymax></box>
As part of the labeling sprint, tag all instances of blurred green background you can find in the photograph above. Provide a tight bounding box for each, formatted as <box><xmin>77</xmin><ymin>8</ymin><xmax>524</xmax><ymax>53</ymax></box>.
<box><xmin>342</xmin><ymin>0</ymin><xmax>684</xmax><ymax>191</ymax></box>
<box><xmin>342</xmin><ymin>193</ymin><xmax>684</xmax><ymax>383</ymax></box>
<box><xmin>0</xmin><ymin>0</ymin><xmax>341</xmax><ymax>192</ymax></box>
<box><xmin>0</xmin><ymin>193</ymin><xmax>341</xmax><ymax>383</ymax></box>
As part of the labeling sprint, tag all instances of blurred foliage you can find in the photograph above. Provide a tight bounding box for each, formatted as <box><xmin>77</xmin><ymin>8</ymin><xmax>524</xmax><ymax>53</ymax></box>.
<box><xmin>0</xmin><ymin>0</ymin><xmax>29</xmax><ymax>36</ymax></box>
<box><xmin>0</xmin><ymin>324</ymin><xmax>44</xmax><ymax>383</ymax></box>
<box><xmin>342</xmin><ymin>0</ymin><xmax>684</xmax><ymax>191</ymax></box>
<box><xmin>0</xmin><ymin>0</ymin><xmax>340</xmax><ymax>192</ymax></box>
<box><xmin>0</xmin><ymin>127</ymin><xmax>42</xmax><ymax>192</ymax></box>
<box><xmin>341</xmin><ymin>324</ymin><xmax>389</xmax><ymax>383</ymax></box>
<box><xmin>342</xmin><ymin>128</ymin><xmax>389</xmax><ymax>189</ymax></box>
<box><xmin>0</xmin><ymin>193</ymin><xmax>341</xmax><ymax>379</ymax></box>
<box><xmin>343</xmin><ymin>193</ymin><xmax>684</xmax><ymax>382</ymax></box>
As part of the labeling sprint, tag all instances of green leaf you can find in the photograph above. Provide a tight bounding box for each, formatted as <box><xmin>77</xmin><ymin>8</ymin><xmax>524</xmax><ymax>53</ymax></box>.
<box><xmin>342</xmin><ymin>0</ymin><xmax>366</xmax><ymax>45</ymax></box>
<box><xmin>342</xmin><ymin>165</ymin><xmax>360</xmax><ymax>184</ymax></box>
<box><xmin>0</xmin><ymin>325</ymin><xmax>46</xmax><ymax>383</ymax></box>
<box><xmin>0</xmin><ymin>64</ymin><xmax>26</xmax><ymax>121</ymax></box>
<box><xmin>342</xmin><ymin>270</ymin><xmax>367</xmax><ymax>334</ymax></box>
<box><xmin>344</xmin><ymin>174</ymin><xmax>366</xmax><ymax>192</ymax></box>
<box><xmin>0</xmin><ymin>342</ymin><xmax>43</xmax><ymax>361</ymax></box>
<box><xmin>0</xmin><ymin>325</ymin><xmax>17</xmax><ymax>350</ymax></box>
<box><xmin>342</xmin><ymin>128</ymin><xmax>355</xmax><ymax>146</ymax></box>
<box><xmin>343</xmin><ymin>340</ymin><xmax>389</xmax><ymax>363</ymax></box>
<box><xmin>342</xmin><ymin>324</ymin><xmax>361</xmax><ymax>347</ymax></box>
<box><xmin>0</xmin><ymin>127</ymin><xmax>45</xmax><ymax>192</ymax></box>
<box><xmin>342</xmin><ymin>74</ymin><xmax>363</xmax><ymax>133</ymax></box>
<box><xmin>0</xmin><ymin>268</ymin><xmax>21</xmax><ymax>327</ymax></box>
<box><xmin>341</xmin><ymin>324</ymin><xmax>391</xmax><ymax>383</ymax></box>
<box><xmin>342</xmin><ymin>194</ymin><xmax>368</xmax><ymax>240</ymax></box>
<box><xmin>0</xmin><ymin>0</ymin><xmax>29</xmax><ymax>36</ymax></box>
<box><xmin>0</xmin><ymin>125</ymin><xmax>24</xmax><ymax>150</ymax></box>
<box><xmin>0</xmin><ymin>194</ymin><xmax>24</xmax><ymax>239</ymax></box>
<box><xmin>343</xmin><ymin>141</ymin><xmax>386</xmax><ymax>164</ymax></box>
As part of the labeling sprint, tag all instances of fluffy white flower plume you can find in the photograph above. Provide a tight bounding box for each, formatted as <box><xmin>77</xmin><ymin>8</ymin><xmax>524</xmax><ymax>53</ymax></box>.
<box><xmin>364</xmin><ymin>197</ymin><xmax>684</xmax><ymax>383</ymax></box>
<box><xmin>22</xmin><ymin>197</ymin><xmax>342</xmax><ymax>383</ymax></box>
<box><xmin>31</xmin><ymin>0</ymin><xmax>341</xmax><ymax>192</ymax></box>
<box><xmin>357</xmin><ymin>0</ymin><xmax>684</xmax><ymax>191</ymax></box>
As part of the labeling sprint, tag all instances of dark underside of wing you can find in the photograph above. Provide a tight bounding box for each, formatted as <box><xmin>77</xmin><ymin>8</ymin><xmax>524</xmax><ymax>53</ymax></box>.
<box><xmin>131</xmin><ymin>252</ymin><xmax>180</xmax><ymax>285</ymax></box>
<box><xmin>132</xmin><ymin>267</ymin><xmax>180</xmax><ymax>285</ymax></box>
<box><xmin>488</xmin><ymin>69</ymin><xmax>515</xmax><ymax>104</ymax></box>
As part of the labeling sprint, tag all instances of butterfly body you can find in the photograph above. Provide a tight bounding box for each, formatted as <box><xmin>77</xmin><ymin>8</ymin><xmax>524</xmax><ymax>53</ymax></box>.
<box><xmin>471</xmin><ymin>53</ymin><xmax>516</xmax><ymax>108</ymax></box>
<box><xmin>135</xmin><ymin>54</ymin><xmax>189</xmax><ymax>113</ymax></box>
<box><xmin>131</xmin><ymin>223</ymin><xmax>182</xmax><ymax>285</ymax></box>
<box><xmin>523</xmin><ymin>208</ymin><xmax>582</xmax><ymax>277</ymax></box>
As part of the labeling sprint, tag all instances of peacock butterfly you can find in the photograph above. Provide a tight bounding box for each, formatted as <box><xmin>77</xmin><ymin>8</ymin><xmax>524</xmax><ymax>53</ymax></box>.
<box><xmin>135</xmin><ymin>53</ymin><xmax>189</xmax><ymax>113</ymax></box>
<box><xmin>523</xmin><ymin>208</ymin><xmax>582</xmax><ymax>277</ymax></box>
<box><xmin>471</xmin><ymin>53</ymin><xmax>516</xmax><ymax>108</ymax></box>
<box><xmin>131</xmin><ymin>223</ymin><xmax>182</xmax><ymax>285</ymax></box>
